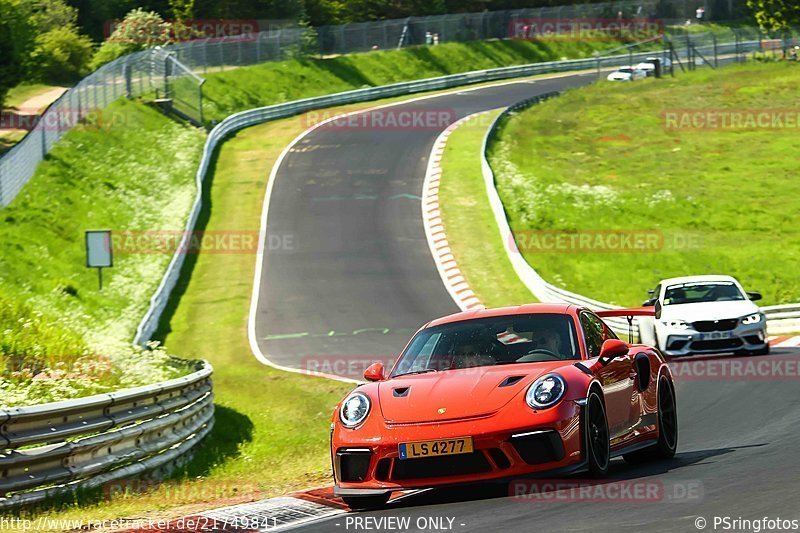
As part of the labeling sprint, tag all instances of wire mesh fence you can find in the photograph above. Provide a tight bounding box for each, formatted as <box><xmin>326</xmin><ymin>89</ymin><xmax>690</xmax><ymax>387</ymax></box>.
<box><xmin>0</xmin><ymin>49</ymin><xmax>203</xmax><ymax>207</ymax></box>
<box><xmin>164</xmin><ymin>0</ymin><xmax>751</xmax><ymax>72</ymax></box>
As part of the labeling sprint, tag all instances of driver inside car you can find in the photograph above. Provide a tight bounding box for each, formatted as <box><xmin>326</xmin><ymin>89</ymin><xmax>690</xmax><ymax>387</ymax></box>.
<box><xmin>530</xmin><ymin>329</ymin><xmax>562</xmax><ymax>356</ymax></box>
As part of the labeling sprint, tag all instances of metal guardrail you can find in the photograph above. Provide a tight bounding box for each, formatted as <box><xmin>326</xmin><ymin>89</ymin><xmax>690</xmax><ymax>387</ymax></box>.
<box><xmin>0</xmin><ymin>360</ymin><xmax>213</xmax><ymax>508</ymax></box>
<box><xmin>134</xmin><ymin>39</ymin><xmax>765</xmax><ymax>345</ymax></box>
<box><xmin>481</xmin><ymin>85</ymin><xmax>800</xmax><ymax>337</ymax></box>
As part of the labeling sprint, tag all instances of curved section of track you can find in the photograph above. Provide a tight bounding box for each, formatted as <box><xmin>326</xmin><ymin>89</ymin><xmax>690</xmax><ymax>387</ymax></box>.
<box><xmin>252</xmin><ymin>73</ymin><xmax>596</xmax><ymax>373</ymax></box>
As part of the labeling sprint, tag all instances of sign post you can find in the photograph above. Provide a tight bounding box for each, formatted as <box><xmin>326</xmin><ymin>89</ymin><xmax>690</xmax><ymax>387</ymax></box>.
<box><xmin>85</xmin><ymin>230</ymin><xmax>113</xmax><ymax>291</ymax></box>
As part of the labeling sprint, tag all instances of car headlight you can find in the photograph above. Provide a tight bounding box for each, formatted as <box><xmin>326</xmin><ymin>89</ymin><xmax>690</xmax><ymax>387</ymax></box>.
<box><xmin>526</xmin><ymin>374</ymin><xmax>566</xmax><ymax>410</ymax></box>
<box><xmin>339</xmin><ymin>392</ymin><xmax>371</xmax><ymax>428</ymax></box>
<box><xmin>662</xmin><ymin>319</ymin><xmax>690</xmax><ymax>330</ymax></box>
<box><xmin>742</xmin><ymin>313</ymin><xmax>763</xmax><ymax>325</ymax></box>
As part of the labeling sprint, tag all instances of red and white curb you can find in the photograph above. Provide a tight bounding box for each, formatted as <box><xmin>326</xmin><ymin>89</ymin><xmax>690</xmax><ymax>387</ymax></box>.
<box><xmin>422</xmin><ymin>113</ymin><xmax>490</xmax><ymax>312</ymax></box>
<box><xmin>127</xmin><ymin>488</ymin><xmax>346</xmax><ymax>532</ymax></box>
<box><xmin>769</xmin><ymin>335</ymin><xmax>800</xmax><ymax>348</ymax></box>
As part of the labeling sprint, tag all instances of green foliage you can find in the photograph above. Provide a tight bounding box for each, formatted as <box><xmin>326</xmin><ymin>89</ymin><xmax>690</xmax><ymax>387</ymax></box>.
<box><xmin>0</xmin><ymin>0</ymin><xmax>36</xmax><ymax>107</ymax></box>
<box><xmin>32</xmin><ymin>26</ymin><xmax>94</xmax><ymax>82</ymax></box>
<box><xmin>90</xmin><ymin>8</ymin><xmax>172</xmax><ymax>69</ymax></box>
<box><xmin>747</xmin><ymin>0</ymin><xmax>800</xmax><ymax>31</ymax></box>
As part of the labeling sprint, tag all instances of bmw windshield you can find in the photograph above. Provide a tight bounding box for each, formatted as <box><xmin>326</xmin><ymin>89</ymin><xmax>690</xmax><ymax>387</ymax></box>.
<box><xmin>663</xmin><ymin>282</ymin><xmax>746</xmax><ymax>305</ymax></box>
<box><xmin>391</xmin><ymin>314</ymin><xmax>579</xmax><ymax>377</ymax></box>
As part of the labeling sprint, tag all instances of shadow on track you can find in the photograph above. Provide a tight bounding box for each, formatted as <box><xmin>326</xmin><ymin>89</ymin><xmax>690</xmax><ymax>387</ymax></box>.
<box><xmin>375</xmin><ymin>444</ymin><xmax>766</xmax><ymax>511</ymax></box>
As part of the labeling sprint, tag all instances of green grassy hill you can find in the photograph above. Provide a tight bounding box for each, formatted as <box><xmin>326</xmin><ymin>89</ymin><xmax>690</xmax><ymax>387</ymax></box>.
<box><xmin>489</xmin><ymin>62</ymin><xmax>800</xmax><ymax>307</ymax></box>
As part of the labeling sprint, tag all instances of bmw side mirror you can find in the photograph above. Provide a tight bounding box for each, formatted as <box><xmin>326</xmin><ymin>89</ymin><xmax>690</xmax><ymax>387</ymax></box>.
<box><xmin>643</xmin><ymin>298</ymin><xmax>656</xmax><ymax>307</ymax></box>
<box><xmin>747</xmin><ymin>291</ymin><xmax>762</xmax><ymax>301</ymax></box>
<box><xmin>598</xmin><ymin>339</ymin><xmax>629</xmax><ymax>366</ymax></box>
<box><xmin>363</xmin><ymin>362</ymin><xmax>386</xmax><ymax>382</ymax></box>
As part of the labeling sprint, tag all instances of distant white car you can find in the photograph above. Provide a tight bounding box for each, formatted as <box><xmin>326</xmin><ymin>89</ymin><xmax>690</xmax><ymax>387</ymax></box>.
<box><xmin>634</xmin><ymin>56</ymin><xmax>673</xmax><ymax>76</ymax></box>
<box><xmin>639</xmin><ymin>275</ymin><xmax>769</xmax><ymax>357</ymax></box>
<box><xmin>607</xmin><ymin>66</ymin><xmax>647</xmax><ymax>81</ymax></box>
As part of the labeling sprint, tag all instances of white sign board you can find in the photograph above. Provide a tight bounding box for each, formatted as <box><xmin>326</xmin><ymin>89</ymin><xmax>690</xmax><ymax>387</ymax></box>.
<box><xmin>85</xmin><ymin>230</ymin><xmax>113</xmax><ymax>268</ymax></box>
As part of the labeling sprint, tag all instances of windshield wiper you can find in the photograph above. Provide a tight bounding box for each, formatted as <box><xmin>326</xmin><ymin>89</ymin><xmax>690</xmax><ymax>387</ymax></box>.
<box><xmin>393</xmin><ymin>368</ymin><xmax>439</xmax><ymax>377</ymax></box>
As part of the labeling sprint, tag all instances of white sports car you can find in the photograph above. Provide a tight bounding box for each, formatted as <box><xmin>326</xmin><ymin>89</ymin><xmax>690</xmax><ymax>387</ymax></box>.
<box><xmin>634</xmin><ymin>56</ymin><xmax>673</xmax><ymax>76</ymax></box>
<box><xmin>638</xmin><ymin>275</ymin><xmax>769</xmax><ymax>357</ymax></box>
<box><xmin>606</xmin><ymin>66</ymin><xmax>647</xmax><ymax>81</ymax></box>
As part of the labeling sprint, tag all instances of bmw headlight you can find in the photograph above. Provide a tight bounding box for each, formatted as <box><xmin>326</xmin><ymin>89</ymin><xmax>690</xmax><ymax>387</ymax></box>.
<box><xmin>742</xmin><ymin>313</ymin><xmax>763</xmax><ymax>325</ymax></box>
<box><xmin>662</xmin><ymin>319</ymin><xmax>690</xmax><ymax>330</ymax></box>
<box><xmin>339</xmin><ymin>392</ymin><xmax>371</xmax><ymax>428</ymax></box>
<box><xmin>526</xmin><ymin>374</ymin><xmax>566</xmax><ymax>410</ymax></box>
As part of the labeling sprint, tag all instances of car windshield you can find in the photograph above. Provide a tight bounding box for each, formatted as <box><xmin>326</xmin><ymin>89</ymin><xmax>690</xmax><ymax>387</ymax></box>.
<box><xmin>391</xmin><ymin>314</ymin><xmax>579</xmax><ymax>376</ymax></box>
<box><xmin>663</xmin><ymin>282</ymin><xmax>745</xmax><ymax>305</ymax></box>
<box><xmin>619</xmin><ymin>68</ymin><xmax>634</xmax><ymax>73</ymax></box>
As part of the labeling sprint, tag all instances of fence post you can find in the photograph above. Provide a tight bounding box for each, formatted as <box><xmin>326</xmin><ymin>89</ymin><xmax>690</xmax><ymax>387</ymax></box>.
<box><xmin>199</xmin><ymin>79</ymin><xmax>205</xmax><ymax>127</ymax></box>
<box><xmin>124</xmin><ymin>63</ymin><xmax>133</xmax><ymax>99</ymax></box>
<box><xmin>712</xmin><ymin>33</ymin><xmax>718</xmax><ymax>67</ymax></box>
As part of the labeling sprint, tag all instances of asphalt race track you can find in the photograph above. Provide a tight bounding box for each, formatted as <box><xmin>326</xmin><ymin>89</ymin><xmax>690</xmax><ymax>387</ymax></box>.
<box><xmin>252</xmin><ymin>71</ymin><xmax>800</xmax><ymax>531</ymax></box>
<box><xmin>253</xmin><ymin>72</ymin><xmax>597</xmax><ymax>374</ymax></box>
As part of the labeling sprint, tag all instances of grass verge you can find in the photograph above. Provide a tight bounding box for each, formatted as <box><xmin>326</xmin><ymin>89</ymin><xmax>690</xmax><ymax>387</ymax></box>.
<box><xmin>437</xmin><ymin>111</ymin><xmax>536</xmax><ymax>308</ymax></box>
<box><xmin>489</xmin><ymin>62</ymin><xmax>800</xmax><ymax>307</ymax></box>
<box><xmin>0</xmin><ymin>99</ymin><xmax>205</xmax><ymax>405</ymax></box>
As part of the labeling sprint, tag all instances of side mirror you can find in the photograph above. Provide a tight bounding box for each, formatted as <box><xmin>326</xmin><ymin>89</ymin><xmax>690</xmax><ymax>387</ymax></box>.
<box><xmin>642</xmin><ymin>298</ymin><xmax>656</xmax><ymax>307</ymax></box>
<box><xmin>654</xmin><ymin>299</ymin><xmax>663</xmax><ymax>320</ymax></box>
<box><xmin>363</xmin><ymin>362</ymin><xmax>385</xmax><ymax>382</ymax></box>
<box><xmin>747</xmin><ymin>291</ymin><xmax>762</xmax><ymax>301</ymax></box>
<box><xmin>598</xmin><ymin>339</ymin><xmax>629</xmax><ymax>366</ymax></box>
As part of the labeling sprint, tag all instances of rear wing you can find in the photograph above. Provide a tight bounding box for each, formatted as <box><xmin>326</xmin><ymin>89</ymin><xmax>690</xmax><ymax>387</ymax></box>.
<box><xmin>595</xmin><ymin>307</ymin><xmax>656</xmax><ymax>318</ymax></box>
<box><xmin>596</xmin><ymin>306</ymin><xmax>658</xmax><ymax>343</ymax></box>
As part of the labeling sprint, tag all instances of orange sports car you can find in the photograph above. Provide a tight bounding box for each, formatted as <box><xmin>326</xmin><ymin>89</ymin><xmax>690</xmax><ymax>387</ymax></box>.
<box><xmin>331</xmin><ymin>303</ymin><xmax>677</xmax><ymax>510</ymax></box>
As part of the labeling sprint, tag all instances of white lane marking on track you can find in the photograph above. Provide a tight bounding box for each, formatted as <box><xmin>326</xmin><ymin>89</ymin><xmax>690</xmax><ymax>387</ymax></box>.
<box><xmin>248</xmin><ymin>69</ymin><xmax>596</xmax><ymax>380</ymax></box>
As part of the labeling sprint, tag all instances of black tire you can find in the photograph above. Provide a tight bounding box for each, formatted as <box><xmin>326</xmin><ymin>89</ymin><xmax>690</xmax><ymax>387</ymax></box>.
<box><xmin>342</xmin><ymin>494</ymin><xmax>391</xmax><ymax>511</ymax></box>
<box><xmin>754</xmin><ymin>343</ymin><xmax>770</xmax><ymax>356</ymax></box>
<box><xmin>585</xmin><ymin>390</ymin><xmax>610</xmax><ymax>477</ymax></box>
<box><xmin>623</xmin><ymin>377</ymin><xmax>678</xmax><ymax>464</ymax></box>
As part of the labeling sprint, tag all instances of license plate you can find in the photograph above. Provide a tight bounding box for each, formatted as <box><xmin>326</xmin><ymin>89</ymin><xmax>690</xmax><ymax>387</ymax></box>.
<box><xmin>398</xmin><ymin>437</ymin><xmax>473</xmax><ymax>460</ymax></box>
<box><xmin>699</xmin><ymin>331</ymin><xmax>734</xmax><ymax>340</ymax></box>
